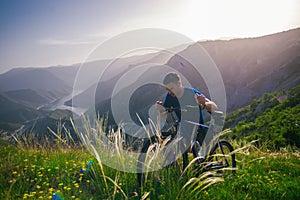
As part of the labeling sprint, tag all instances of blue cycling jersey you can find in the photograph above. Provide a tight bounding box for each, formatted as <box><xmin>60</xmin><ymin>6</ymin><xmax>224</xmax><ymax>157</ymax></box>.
<box><xmin>163</xmin><ymin>87</ymin><xmax>204</xmax><ymax>124</ymax></box>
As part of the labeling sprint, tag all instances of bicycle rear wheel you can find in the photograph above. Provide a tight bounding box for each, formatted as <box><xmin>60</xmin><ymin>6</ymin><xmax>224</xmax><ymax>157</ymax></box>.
<box><xmin>206</xmin><ymin>139</ymin><xmax>236</xmax><ymax>176</ymax></box>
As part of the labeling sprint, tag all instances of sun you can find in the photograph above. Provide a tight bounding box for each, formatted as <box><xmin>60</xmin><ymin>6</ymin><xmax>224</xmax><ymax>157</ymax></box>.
<box><xmin>176</xmin><ymin>0</ymin><xmax>299</xmax><ymax>41</ymax></box>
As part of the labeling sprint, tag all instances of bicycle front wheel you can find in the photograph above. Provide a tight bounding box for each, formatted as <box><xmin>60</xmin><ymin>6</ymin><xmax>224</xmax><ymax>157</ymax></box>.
<box><xmin>207</xmin><ymin>139</ymin><xmax>236</xmax><ymax>177</ymax></box>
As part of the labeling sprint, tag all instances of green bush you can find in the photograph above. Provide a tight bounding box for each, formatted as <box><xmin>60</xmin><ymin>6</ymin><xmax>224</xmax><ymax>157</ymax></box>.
<box><xmin>225</xmin><ymin>85</ymin><xmax>300</xmax><ymax>149</ymax></box>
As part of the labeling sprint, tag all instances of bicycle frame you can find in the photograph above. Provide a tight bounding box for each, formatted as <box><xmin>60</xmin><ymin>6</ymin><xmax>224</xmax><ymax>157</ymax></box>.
<box><xmin>163</xmin><ymin>107</ymin><xmax>227</xmax><ymax>164</ymax></box>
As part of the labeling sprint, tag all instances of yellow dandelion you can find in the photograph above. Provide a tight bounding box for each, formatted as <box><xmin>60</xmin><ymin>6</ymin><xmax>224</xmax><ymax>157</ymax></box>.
<box><xmin>48</xmin><ymin>188</ymin><xmax>54</xmax><ymax>194</ymax></box>
<box><xmin>12</xmin><ymin>171</ymin><xmax>17</xmax><ymax>175</ymax></box>
<box><xmin>24</xmin><ymin>159</ymin><xmax>29</xmax><ymax>162</ymax></box>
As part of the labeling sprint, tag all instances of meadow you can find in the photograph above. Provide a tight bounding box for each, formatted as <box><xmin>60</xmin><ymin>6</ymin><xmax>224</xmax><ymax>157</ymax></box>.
<box><xmin>1</xmin><ymin>125</ymin><xmax>299</xmax><ymax>200</ymax></box>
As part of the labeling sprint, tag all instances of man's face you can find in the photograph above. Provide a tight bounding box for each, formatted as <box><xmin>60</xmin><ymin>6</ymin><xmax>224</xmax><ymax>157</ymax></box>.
<box><xmin>165</xmin><ymin>82</ymin><xmax>180</xmax><ymax>97</ymax></box>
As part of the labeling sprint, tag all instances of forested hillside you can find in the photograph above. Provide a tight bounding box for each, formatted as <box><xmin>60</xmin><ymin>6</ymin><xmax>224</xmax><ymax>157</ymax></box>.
<box><xmin>224</xmin><ymin>84</ymin><xmax>300</xmax><ymax>148</ymax></box>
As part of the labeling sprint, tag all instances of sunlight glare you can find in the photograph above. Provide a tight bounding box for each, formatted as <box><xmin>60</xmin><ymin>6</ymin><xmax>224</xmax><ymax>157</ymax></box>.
<box><xmin>179</xmin><ymin>0</ymin><xmax>299</xmax><ymax>40</ymax></box>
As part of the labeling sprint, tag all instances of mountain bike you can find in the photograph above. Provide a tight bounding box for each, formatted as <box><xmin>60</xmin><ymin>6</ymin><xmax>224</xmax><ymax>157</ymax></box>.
<box><xmin>137</xmin><ymin>107</ymin><xmax>236</xmax><ymax>187</ymax></box>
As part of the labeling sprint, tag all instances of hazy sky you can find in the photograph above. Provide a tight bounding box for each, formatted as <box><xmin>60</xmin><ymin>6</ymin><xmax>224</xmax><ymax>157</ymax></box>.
<box><xmin>0</xmin><ymin>0</ymin><xmax>299</xmax><ymax>74</ymax></box>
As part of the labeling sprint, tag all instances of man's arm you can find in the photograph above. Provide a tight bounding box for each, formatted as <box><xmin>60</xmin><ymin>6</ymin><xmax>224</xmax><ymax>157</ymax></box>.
<box><xmin>195</xmin><ymin>94</ymin><xmax>218</xmax><ymax>112</ymax></box>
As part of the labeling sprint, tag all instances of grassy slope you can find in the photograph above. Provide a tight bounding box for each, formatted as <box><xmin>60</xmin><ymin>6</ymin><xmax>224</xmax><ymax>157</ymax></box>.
<box><xmin>203</xmin><ymin>143</ymin><xmax>300</xmax><ymax>200</ymax></box>
<box><xmin>0</xmin><ymin>139</ymin><xmax>299</xmax><ymax>200</ymax></box>
<box><xmin>224</xmin><ymin>84</ymin><xmax>300</xmax><ymax>148</ymax></box>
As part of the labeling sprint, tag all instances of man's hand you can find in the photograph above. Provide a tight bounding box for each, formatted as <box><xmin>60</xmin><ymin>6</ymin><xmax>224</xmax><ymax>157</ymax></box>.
<box><xmin>195</xmin><ymin>94</ymin><xmax>206</xmax><ymax>105</ymax></box>
<box><xmin>156</xmin><ymin>100</ymin><xmax>165</xmax><ymax>113</ymax></box>
<box><xmin>195</xmin><ymin>94</ymin><xmax>218</xmax><ymax>112</ymax></box>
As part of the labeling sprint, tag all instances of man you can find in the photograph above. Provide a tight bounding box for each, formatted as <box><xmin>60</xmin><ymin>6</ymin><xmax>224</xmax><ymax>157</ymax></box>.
<box><xmin>137</xmin><ymin>72</ymin><xmax>218</xmax><ymax>186</ymax></box>
<box><xmin>157</xmin><ymin>72</ymin><xmax>217</xmax><ymax>118</ymax></box>
<box><xmin>156</xmin><ymin>72</ymin><xmax>218</xmax><ymax>169</ymax></box>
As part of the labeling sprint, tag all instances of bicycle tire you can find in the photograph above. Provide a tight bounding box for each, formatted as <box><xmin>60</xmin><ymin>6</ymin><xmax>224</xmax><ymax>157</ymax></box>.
<box><xmin>207</xmin><ymin>139</ymin><xmax>236</xmax><ymax>176</ymax></box>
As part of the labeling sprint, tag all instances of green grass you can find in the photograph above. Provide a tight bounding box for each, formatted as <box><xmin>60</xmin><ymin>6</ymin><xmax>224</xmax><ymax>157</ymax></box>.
<box><xmin>224</xmin><ymin>84</ymin><xmax>300</xmax><ymax>149</ymax></box>
<box><xmin>0</xmin><ymin>135</ymin><xmax>299</xmax><ymax>200</ymax></box>
<box><xmin>202</xmin><ymin>144</ymin><xmax>300</xmax><ymax>199</ymax></box>
<box><xmin>0</xmin><ymin>142</ymin><xmax>137</xmax><ymax>199</ymax></box>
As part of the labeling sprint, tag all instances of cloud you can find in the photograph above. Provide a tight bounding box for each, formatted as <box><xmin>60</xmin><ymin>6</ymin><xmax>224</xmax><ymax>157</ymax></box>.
<box><xmin>86</xmin><ymin>33</ymin><xmax>109</xmax><ymax>39</ymax></box>
<box><xmin>38</xmin><ymin>34</ymin><xmax>109</xmax><ymax>46</ymax></box>
<box><xmin>38</xmin><ymin>38</ymin><xmax>94</xmax><ymax>46</ymax></box>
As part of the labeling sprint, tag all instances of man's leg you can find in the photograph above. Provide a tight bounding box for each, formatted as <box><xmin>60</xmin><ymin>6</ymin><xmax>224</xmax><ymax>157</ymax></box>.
<box><xmin>137</xmin><ymin>136</ymin><xmax>157</xmax><ymax>186</ymax></box>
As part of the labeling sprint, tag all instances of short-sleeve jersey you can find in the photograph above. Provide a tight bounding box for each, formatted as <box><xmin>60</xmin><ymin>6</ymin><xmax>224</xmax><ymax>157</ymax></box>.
<box><xmin>163</xmin><ymin>87</ymin><xmax>204</xmax><ymax>124</ymax></box>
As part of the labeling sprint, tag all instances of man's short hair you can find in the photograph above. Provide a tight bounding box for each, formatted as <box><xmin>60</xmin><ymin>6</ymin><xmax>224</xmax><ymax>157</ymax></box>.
<box><xmin>163</xmin><ymin>72</ymin><xmax>181</xmax><ymax>85</ymax></box>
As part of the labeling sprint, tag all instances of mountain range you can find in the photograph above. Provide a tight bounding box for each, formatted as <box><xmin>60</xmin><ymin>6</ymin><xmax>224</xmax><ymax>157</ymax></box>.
<box><xmin>0</xmin><ymin>28</ymin><xmax>299</xmax><ymax>135</ymax></box>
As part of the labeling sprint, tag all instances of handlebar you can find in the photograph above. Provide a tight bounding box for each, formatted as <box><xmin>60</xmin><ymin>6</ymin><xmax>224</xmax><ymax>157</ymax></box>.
<box><xmin>164</xmin><ymin>106</ymin><xmax>224</xmax><ymax>116</ymax></box>
<box><xmin>163</xmin><ymin>106</ymin><xmax>225</xmax><ymax>125</ymax></box>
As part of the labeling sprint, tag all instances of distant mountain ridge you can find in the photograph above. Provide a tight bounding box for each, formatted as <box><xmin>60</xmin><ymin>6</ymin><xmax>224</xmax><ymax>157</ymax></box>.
<box><xmin>0</xmin><ymin>92</ymin><xmax>44</xmax><ymax>131</ymax></box>
<box><xmin>201</xmin><ymin>28</ymin><xmax>300</xmax><ymax>111</ymax></box>
<box><xmin>0</xmin><ymin>28</ymin><xmax>299</xmax><ymax>133</ymax></box>
<box><xmin>85</xmin><ymin>28</ymin><xmax>299</xmax><ymax>130</ymax></box>
<box><xmin>165</xmin><ymin>28</ymin><xmax>300</xmax><ymax>111</ymax></box>
<box><xmin>0</xmin><ymin>68</ymin><xmax>72</xmax><ymax>92</ymax></box>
